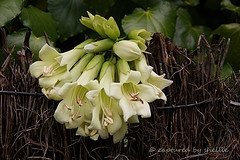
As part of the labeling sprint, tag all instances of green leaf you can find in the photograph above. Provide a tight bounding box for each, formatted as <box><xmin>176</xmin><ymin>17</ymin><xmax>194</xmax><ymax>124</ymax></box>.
<box><xmin>121</xmin><ymin>1</ymin><xmax>177</xmax><ymax>38</ymax></box>
<box><xmin>83</xmin><ymin>0</ymin><xmax>116</xmax><ymax>15</ymax></box>
<box><xmin>221</xmin><ymin>63</ymin><xmax>233</xmax><ymax>79</ymax></box>
<box><xmin>7</xmin><ymin>29</ymin><xmax>54</xmax><ymax>61</ymax></box>
<box><xmin>212</xmin><ymin>23</ymin><xmax>240</xmax><ymax>70</ymax></box>
<box><xmin>0</xmin><ymin>0</ymin><xmax>23</xmax><ymax>27</ymax></box>
<box><xmin>130</xmin><ymin>0</ymin><xmax>160</xmax><ymax>8</ymax></box>
<box><xmin>221</xmin><ymin>0</ymin><xmax>240</xmax><ymax>14</ymax></box>
<box><xmin>19</xmin><ymin>6</ymin><xmax>58</xmax><ymax>41</ymax></box>
<box><xmin>48</xmin><ymin>0</ymin><xmax>88</xmax><ymax>40</ymax></box>
<box><xmin>173</xmin><ymin>8</ymin><xmax>211</xmax><ymax>50</ymax></box>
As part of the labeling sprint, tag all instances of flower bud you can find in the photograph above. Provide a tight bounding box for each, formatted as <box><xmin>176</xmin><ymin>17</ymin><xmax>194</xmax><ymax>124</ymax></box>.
<box><xmin>69</xmin><ymin>53</ymin><xmax>95</xmax><ymax>81</ymax></box>
<box><xmin>103</xmin><ymin>17</ymin><xmax>120</xmax><ymax>40</ymax></box>
<box><xmin>55</xmin><ymin>48</ymin><xmax>86</xmax><ymax>70</ymax></box>
<box><xmin>92</xmin><ymin>15</ymin><xmax>108</xmax><ymax>38</ymax></box>
<box><xmin>84</xmin><ymin>39</ymin><xmax>114</xmax><ymax>53</ymax></box>
<box><xmin>113</xmin><ymin>40</ymin><xmax>142</xmax><ymax>61</ymax></box>
<box><xmin>74</xmin><ymin>38</ymin><xmax>95</xmax><ymax>49</ymax></box>
<box><xmin>128</xmin><ymin>29</ymin><xmax>152</xmax><ymax>43</ymax></box>
<box><xmin>99</xmin><ymin>61</ymin><xmax>115</xmax><ymax>81</ymax></box>
<box><xmin>99</xmin><ymin>61</ymin><xmax>115</xmax><ymax>94</ymax></box>
<box><xmin>116</xmin><ymin>59</ymin><xmax>131</xmax><ymax>83</ymax></box>
<box><xmin>129</xmin><ymin>39</ymin><xmax>147</xmax><ymax>51</ymax></box>
<box><xmin>80</xmin><ymin>11</ymin><xmax>95</xmax><ymax>30</ymax></box>
<box><xmin>38</xmin><ymin>44</ymin><xmax>60</xmax><ymax>61</ymax></box>
<box><xmin>116</xmin><ymin>58</ymin><xmax>130</xmax><ymax>75</ymax></box>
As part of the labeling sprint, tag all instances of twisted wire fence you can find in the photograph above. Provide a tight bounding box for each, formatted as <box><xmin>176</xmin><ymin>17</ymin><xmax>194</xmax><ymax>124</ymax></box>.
<box><xmin>0</xmin><ymin>29</ymin><xmax>239</xmax><ymax>159</ymax></box>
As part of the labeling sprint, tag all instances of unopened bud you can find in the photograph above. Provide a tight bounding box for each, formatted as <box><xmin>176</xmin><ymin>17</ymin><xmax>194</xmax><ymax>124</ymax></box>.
<box><xmin>113</xmin><ymin>40</ymin><xmax>142</xmax><ymax>61</ymax></box>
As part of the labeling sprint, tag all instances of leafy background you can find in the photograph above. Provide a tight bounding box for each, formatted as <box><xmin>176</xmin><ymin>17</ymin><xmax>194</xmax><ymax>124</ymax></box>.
<box><xmin>0</xmin><ymin>0</ymin><xmax>240</xmax><ymax>71</ymax></box>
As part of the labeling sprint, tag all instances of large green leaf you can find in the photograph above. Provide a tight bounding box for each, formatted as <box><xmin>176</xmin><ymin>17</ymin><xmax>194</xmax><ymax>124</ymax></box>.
<box><xmin>83</xmin><ymin>0</ymin><xmax>116</xmax><ymax>15</ymax></box>
<box><xmin>221</xmin><ymin>63</ymin><xmax>233</xmax><ymax>79</ymax></box>
<box><xmin>173</xmin><ymin>8</ymin><xmax>211</xmax><ymax>50</ymax></box>
<box><xmin>130</xmin><ymin>0</ymin><xmax>160</xmax><ymax>8</ymax></box>
<box><xmin>7</xmin><ymin>29</ymin><xmax>54</xmax><ymax>61</ymax></box>
<box><xmin>19</xmin><ymin>6</ymin><xmax>58</xmax><ymax>41</ymax></box>
<box><xmin>212</xmin><ymin>23</ymin><xmax>240</xmax><ymax>70</ymax></box>
<box><xmin>0</xmin><ymin>0</ymin><xmax>23</xmax><ymax>27</ymax></box>
<box><xmin>121</xmin><ymin>1</ymin><xmax>177</xmax><ymax>38</ymax></box>
<box><xmin>48</xmin><ymin>0</ymin><xmax>88</xmax><ymax>40</ymax></box>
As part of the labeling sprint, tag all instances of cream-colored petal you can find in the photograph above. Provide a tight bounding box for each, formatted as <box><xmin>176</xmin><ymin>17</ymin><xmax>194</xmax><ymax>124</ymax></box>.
<box><xmin>98</xmin><ymin>129</ymin><xmax>109</xmax><ymax>139</ymax></box>
<box><xmin>124</xmin><ymin>70</ymin><xmax>141</xmax><ymax>84</ymax></box>
<box><xmin>147</xmin><ymin>72</ymin><xmax>173</xmax><ymax>90</ymax></box>
<box><xmin>134</xmin><ymin>54</ymin><xmax>153</xmax><ymax>81</ymax></box>
<box><xmin>53</xmin><ymin>100</ymin><xmax>71</xmax><ymax>124</ymax></box>
<box><xmin>137</xmin><ymin>84</ymin><xmax>159</xmax><ymax>102</ymax></box>
<box><xmin>119</xmin><ymin>98</ymin><xmax>137</xmax><ymax>122</ymax></box>
<box><xmin>109</xmin><ymin>83</ymin><xmax>123</xmax><ymax>100</ymax></box>
<box><xmin>88</xmin><ymin>106</ymin><xmax>102</xmax><ymax>130</ymax></box>
<box><xmin>65</xmin><ymin>116</ymin><xmax>84</xmax><ymax>129</ymax></box>
<box><xmin>113</xmin><ymin>122</ymin><xmax>128</xmax><ymax>143</ymax></box>
<box><xmin>69</xmin><ymin>53</ymin><xmax>94</xmax><ymax>81</ymax></box>
<box><xmin>107</xmin><ymin>110</ymin><xmax>123</xmax><ymax>135</ymax></box>
<box><xmin>29</xmin><ymin>61</ymin><xmax>53</xmax><ymax>78</ymax></box>
<box><xmin>39</xmin><ymin>44</ymin><xmax>60</xmax><ymax>61</ymax></box>
<box><xmin>55</xmin><ymin>48</ymin><xmax>86</xmax><ymax>70</ymax></box>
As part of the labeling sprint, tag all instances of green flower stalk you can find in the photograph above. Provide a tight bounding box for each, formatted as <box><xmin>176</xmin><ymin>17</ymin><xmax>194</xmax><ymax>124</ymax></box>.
<box><xmin>113</xmin><ymin>40</ymin><xmax>142</xmax><ymax>61</ymax></box>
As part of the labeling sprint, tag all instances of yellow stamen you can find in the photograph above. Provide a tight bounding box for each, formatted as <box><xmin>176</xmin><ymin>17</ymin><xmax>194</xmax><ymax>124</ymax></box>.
<box><xmin>104</xmin><ymin>116</ymin><xmax>114</xmax><ymax>126</ymax></box>
<box><xmin>89</xmin><ymin>129</ymin><xmax>98</xmax><ymax>136</ymax></box>
<box><xmin>42</xmin><ymin>65</ymin><xmax>54</xmax><ymax>76</ymax></box>
<box><xmin>71</xmin><ymin>113</ymin><xmax>81</xmax><ymax>120</ymax></box>
<box><xmin>76</xmin><ymin>96</ymin><xmax>85</xmax><ymax>106</ymax></box>
<box><xmin>84</xmin><ymin>125</ymin><xmax>90</xmax><ymax>135</ymax></box>
<box><xmin>64</xmin><ymin>104</ymin><xmax>72</xmax><ymax>110</ymax></box>
<box><xmin>129</xmin><ymin>91</ymin><xmax>144</xmax><ymax>104</ymax></box>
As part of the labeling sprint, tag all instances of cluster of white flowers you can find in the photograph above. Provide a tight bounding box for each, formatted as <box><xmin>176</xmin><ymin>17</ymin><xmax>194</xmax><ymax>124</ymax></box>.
<box><xmin>29</xmin><ymin>12</ymin><xmax>173</xmax><ymax>143</ymax></box>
